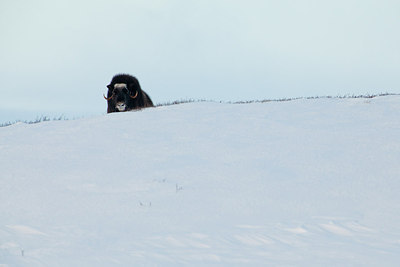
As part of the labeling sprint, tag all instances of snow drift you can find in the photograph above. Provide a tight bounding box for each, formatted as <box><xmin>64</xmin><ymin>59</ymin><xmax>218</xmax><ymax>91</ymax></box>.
<box><xmin>1</xmin><ymin>96</ymin><xmax>400</xmax><ymax>266</ymax></box>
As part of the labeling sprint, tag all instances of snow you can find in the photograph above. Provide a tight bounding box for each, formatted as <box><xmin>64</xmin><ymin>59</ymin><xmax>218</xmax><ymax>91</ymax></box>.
<box><xmin>1</xmin><ymin>96</ymin><xmax>400</xmax><ymax>266</ymax></box>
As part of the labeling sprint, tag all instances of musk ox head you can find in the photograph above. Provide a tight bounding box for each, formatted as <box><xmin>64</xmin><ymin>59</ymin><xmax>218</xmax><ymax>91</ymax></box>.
<box><xmin>104</xmin><ymin>74</ymin><xmax>154</xmax><ymax>113</ymax></box>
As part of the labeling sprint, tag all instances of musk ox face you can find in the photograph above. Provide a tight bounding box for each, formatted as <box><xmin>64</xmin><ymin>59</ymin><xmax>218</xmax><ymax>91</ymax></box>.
<box><xmin>104</xmin><ymin>74</ymin><xmax>154</xmax><ymax>113</ymax></box>
<box><xmin>105</xmin><ymin>83</ymin><xmax>137</xmax><ymax>112</ymax></box>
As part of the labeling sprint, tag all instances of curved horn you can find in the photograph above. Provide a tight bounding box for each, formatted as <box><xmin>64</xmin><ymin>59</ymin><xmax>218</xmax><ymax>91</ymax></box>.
<box><xmin>129</xmin><ymin>91</ymin><xmax>138</xmax><ymax>99</ymax></box>
<box><xmin>103</xmin><ymin>94</ymin><xmax>112</xmax><ymax>101</ymax></box>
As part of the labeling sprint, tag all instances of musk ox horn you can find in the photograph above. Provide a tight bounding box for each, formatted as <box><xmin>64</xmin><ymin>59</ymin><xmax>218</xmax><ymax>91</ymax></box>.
<box><xmin>103</xmin><ymin>94</ymin><xmax>112</xmax><ymax>101</ymax></box>
<box><xmin>129</xmin><ymin>91</ymin><xmax>138</xmax><ymax>99</ymax></box>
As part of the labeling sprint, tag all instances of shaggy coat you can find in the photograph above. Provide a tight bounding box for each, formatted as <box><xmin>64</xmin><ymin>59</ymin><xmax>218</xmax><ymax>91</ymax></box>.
<box><xmin>104</xmin><ymin>74</ymin><xmax>154</xmax><ymax>113</ymax></box>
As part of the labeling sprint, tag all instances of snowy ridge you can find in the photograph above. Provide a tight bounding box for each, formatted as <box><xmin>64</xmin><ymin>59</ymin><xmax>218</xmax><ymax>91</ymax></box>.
<box><xmin>1</xmin><ymin>96</ymin><xmax>400</xmax><ymax>266</ymax></box>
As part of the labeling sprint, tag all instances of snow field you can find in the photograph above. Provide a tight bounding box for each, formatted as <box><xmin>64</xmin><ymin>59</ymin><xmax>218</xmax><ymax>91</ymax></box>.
<box><xmin>1</xmin><ymin>96</ymin><xmax>400</xmax><ymax>266</ymax></box>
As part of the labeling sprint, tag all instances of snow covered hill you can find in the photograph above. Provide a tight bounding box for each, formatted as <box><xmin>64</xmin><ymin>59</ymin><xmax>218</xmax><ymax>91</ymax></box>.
<box><xmin>1</xmin><ymin>96</ymin><xmax>400</xmax><ymax>266</ymax></box>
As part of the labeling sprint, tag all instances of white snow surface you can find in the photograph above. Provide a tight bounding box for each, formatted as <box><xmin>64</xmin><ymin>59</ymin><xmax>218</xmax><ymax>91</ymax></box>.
<box><xmin>1</xmin><ymin>96</ymin><xmax>400</xmax><ymax>266</ymax></box>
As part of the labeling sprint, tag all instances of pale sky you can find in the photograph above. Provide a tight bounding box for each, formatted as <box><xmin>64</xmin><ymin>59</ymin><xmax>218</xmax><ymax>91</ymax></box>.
<box><xmin>1</xmin><ymin>0</ymin><xmax>399</xmax><ymax>122</ymax></box>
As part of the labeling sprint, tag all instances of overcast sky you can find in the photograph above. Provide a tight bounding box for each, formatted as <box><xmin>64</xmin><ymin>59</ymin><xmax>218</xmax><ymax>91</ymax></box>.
<box><xmin>1</xmin><ymin>0</ymin><xmax>399</xmax><ymax>122</ymax></box>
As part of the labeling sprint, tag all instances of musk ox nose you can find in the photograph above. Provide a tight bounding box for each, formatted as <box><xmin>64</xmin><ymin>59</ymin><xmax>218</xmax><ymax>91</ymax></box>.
<box><xmin>116</xmin><ymin>102</ymin><xmax>126</xmax><ymax>111</ymax></box>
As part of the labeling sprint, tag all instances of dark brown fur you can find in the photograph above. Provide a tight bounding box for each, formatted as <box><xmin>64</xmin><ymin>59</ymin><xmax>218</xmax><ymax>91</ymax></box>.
<box><xmin>105</xmin><ymin>74</ymin><xmax>154</xmax><ymax>113</ymax></box>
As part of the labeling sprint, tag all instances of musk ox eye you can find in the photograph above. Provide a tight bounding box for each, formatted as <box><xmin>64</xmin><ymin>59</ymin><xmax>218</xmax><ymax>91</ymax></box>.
<box><xmin>122</xmin><ymin>88</ymin><xmax>128</xmax><ymax>94</ymax></box>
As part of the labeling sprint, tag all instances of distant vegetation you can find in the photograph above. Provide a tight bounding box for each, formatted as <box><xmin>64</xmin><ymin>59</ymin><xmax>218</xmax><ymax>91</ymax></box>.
<box><xmin>1</xmin><ymin>93</ymin><xmax>398</xmax><ymax>127</ymax></box>
<box><xmin>0</xmin><ymin>115</ymin><xmax>66</xmax><ymax>128</ymax></box>
<box><xmin>155</xmin><ymin>99</ymin><xmax>208</xmax><ymax>107</ymax></box>
<box><xmin>232</xmin><ymin>93</ymin><xmax>398</xmax><ymax>104</ymax></box>
<box><xmin>156</xmin><ymin>93</ymin><xmax>398</xmax><ymax>106</ymax></box>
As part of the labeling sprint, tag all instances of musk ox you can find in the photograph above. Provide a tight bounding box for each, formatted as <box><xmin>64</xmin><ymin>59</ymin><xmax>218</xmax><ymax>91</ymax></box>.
<box><xmin>104</xmin><ymin>74</ymin><xmax>154</xmax><ymax>113</ymax></box>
